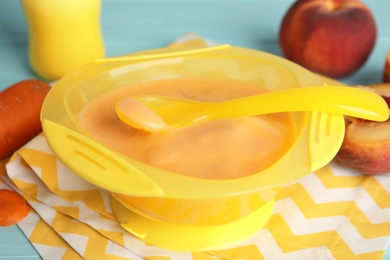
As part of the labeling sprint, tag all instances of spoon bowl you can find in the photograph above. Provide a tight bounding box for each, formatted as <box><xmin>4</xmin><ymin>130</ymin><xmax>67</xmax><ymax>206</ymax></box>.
<box><xmin>116</xmin><ymin>85</ymin><xmax>389</xmax><ymax>132</ymax></box>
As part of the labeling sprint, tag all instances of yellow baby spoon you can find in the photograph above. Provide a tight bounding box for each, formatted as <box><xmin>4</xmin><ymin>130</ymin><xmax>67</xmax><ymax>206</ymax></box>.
<box><xmin>116</xmin><ymin>86</ymin><xmax>389</xmax><ymax>132</ymax></box>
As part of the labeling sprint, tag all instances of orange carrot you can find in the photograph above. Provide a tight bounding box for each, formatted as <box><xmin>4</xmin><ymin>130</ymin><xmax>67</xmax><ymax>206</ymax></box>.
<box><xmin>0</xmin><ymin>79</ymin><xmax>51</xmax><ymax>159</ymax></box>
<box><xmin>0</xmin><ymin>189</ymin><xmax>30</xmax><ymax>226</ymax></box>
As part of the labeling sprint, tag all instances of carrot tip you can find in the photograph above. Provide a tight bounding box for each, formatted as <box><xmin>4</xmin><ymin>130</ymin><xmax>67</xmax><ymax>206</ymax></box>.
<box><xmin>0</xmin><ymin>189</ymin><xmax>30</xmax><ymax>226</ymax></box>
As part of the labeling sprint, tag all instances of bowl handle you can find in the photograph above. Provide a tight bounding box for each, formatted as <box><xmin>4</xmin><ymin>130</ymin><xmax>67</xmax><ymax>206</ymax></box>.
<box><xmin>308</xmin><ymin>112</ymin><xmax>345</xmax><ymax>172</ymax></box>
<box><xmin>42</xmin><ymin>119</ymin><xmax>164</xmax><ymax>197</ymax></box>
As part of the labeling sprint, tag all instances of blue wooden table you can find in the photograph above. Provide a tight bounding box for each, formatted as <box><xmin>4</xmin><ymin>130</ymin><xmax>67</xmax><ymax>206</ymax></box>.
<box><xmin>0</xmin><ymin>0</ymin><xmax>390</xmax><ymax>259</ymax></box>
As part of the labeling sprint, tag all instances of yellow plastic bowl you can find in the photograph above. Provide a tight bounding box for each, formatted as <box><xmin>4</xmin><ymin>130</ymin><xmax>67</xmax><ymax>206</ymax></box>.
<box><xmin>41</xmin><ymin>45</ymin><xmax>346</xmax><ymax>251</ymax></box>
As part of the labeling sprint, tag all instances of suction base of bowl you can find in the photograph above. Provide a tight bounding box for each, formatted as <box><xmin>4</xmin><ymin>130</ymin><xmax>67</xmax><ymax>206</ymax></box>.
<box><xmin>111</xmin><ymin>196</ymin><xmax>274</xmax><ymax>252</ymax></box>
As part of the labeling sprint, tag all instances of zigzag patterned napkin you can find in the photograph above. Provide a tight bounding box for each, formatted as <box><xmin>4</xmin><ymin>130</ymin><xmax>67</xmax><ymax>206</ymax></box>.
<box><xmin>1</xmin><ymin>33</ymin><xmax>390</xmax><ymax>259</ymax></box>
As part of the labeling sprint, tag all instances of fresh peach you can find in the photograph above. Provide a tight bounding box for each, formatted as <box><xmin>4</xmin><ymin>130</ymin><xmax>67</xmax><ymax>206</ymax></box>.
<box><xmin>279</xmin><ymin>0</ymin><xmax>377</xmax><ymax>78</ymax></box>
<box><xmin>336</xmin><ymin>84</ymin><xmax>390</xmax><ymax>174</ymax></box>
<box><xmin>384</xmin><ymin>49</ymin><xmax>390</xmax><ymax>83</ymax></box>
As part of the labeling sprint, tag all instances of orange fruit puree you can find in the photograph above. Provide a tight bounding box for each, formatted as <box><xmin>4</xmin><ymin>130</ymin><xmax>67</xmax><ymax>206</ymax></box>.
<box><xmin>78</xmin><ymin>78</ymin><xmax>294</xmax><ymax>179</ymax></box>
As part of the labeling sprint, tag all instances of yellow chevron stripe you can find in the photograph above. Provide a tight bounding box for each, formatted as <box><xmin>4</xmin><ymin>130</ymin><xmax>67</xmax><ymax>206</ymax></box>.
<box><xmin>9</xmin><ymin>135</ymin><xmax>389</xmax><ymax>258</ymax></box>
<box><xmin>266</xmin><ymin>214</ymin><xmax>384</xmax><ymax>259</ymax></box>
<box><xmin>202</xmin><ymin>244</ymin><xmax>264</xmax><ymax>260</ymax></box>
<box><xmin>276</xmin><ymin>181</ymin><xmax>390</xmax><ymax>239</ymax></box>
<box><xmin>29</xmin><ymin>218</ymin><xmax>82</xmax><ymax>259</ymax></box>
<box><xmin>96</xmin><ymin>229</ymin><xmax>126</xmax><ymax>247</ymax></box>
<box><xmin>11</xmin><ymin>178</ymin><xmax>38</xmax><ymax>198</ymax></box>
<box><xmin>17</xmin><ymin>148</ymin><xmax>115</xmax><ymax>219</ymax></box>
<box><xmin>52</xmin><ymin>206</ymin><xmax>129</xmax><ymax>249</ymax></box>
<box><xmin>51</xmin><ymin>209</ymin><xmax>129</xmax><ymax>260</ymax></box>
<box><xmin>19</xmin><ymin>149</ymin><xmax>58</xmax><ymax>187</ymax></box>
<box><xmin>192</xmin><ymin>251</ymin><xmax>230</xmax><ymax>260</ymax></box>
<box><xmin>22</xmin><ymin>196</ymin><xmax>82</xmax><ymax>259</ymax></box>
<box><xmin>144</xmin><ymin>256</ymin><xmax>172</xmax><ymax>260</ymax></box>
<box><xmin>9</xmin><ymin>154</ymin><xmax>134</xmax><ymax>255</ymax></box>
<box><xmin>21</xmin><ymin>187</ymin><xmax>133</xmax><ymax>259</ymax></box>
<box><xmin>316</xmin><ymin>166</ymin><xmax>369</xmax><ymax>188</ymax></box>
<box><xmin>317</xmin><ymin>166</ymin><xmax>390</xmax><ymax>208</ymax></box>
<box><xmin>52</xmin><ymin>206</ymin><xmax>80</xmax><ymax>219</ymax></box>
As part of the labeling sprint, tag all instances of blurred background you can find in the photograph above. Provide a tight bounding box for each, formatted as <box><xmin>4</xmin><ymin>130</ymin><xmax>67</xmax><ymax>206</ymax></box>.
<box><xmin>1</xmin><ymin>0</ymin><xmax>390</xmax><ymax>91</ymax></box>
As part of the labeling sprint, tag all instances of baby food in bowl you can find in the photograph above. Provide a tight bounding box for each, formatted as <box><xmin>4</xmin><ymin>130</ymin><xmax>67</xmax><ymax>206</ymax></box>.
<box><xmin>41</xmin><ymin>45</ymin><xmax>346</xmax><ymax>251</ymax></box>
<box><xmin>78</xmin><ymin>77</ymin><xmax>295</xmax><ymax>180</ymax></box>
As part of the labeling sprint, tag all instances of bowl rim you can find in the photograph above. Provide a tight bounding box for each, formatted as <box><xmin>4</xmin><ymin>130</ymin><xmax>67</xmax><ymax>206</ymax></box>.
<box><xmin>41</xmin><ymin>45</ymin><xmax>345</xmax><ymax>199</ymax></box>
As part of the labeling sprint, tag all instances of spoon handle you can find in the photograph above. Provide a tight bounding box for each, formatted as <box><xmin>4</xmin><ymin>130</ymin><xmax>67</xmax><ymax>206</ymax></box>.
<box><xmin>209</xmin><ymin>86</ymin><xmax>389</xmax><ymax>122</ymax></box>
